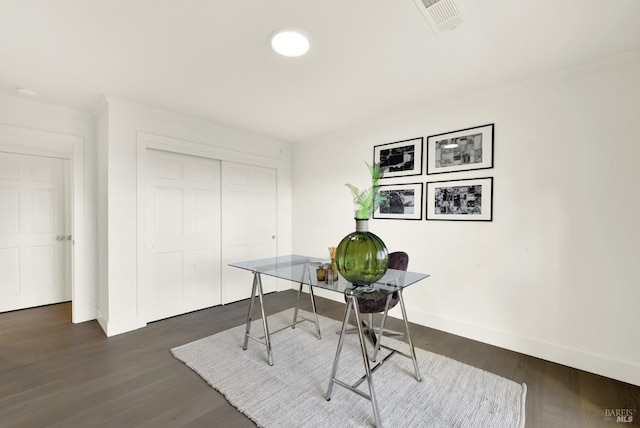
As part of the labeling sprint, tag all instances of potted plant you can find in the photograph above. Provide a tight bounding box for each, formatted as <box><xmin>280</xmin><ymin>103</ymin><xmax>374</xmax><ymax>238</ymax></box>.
<box><xmin>335</xmin><ymin>162</ymin><xmax>389</xmax><ymax>286</ymax></box>
<box><xmin>346</xmin><ymin>162</ymin><xmax>387</xmax><ymax>221</ymax></box>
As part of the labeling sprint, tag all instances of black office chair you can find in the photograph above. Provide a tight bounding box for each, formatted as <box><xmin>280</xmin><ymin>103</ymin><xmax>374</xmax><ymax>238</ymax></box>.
<box><xmin>345</xmin><ymin>251</ymin><xmax>409</xmax><ymax>361</ymax></box>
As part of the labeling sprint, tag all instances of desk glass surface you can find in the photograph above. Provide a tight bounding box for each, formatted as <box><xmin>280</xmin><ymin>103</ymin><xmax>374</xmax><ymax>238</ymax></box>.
<box><xmin>229</xmin><ymin>254</ymin><xmax>429</xmax><ymax>300</ymax></box>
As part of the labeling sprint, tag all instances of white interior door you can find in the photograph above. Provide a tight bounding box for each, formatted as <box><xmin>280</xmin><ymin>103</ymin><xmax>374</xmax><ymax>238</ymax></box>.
<box><xmin>221</xmin><ymin>162</ymin><xmax>277</xmax><ymax>304</ymax></box>
<box><xmin>146</xmin><ymin>149</ymin><xmax>222</xmax><ymax>322</ymax></box>
<box><xmin>0</xmin><ymin>152</ymin><xmax>68</xmax><ymax>313</ymax></box>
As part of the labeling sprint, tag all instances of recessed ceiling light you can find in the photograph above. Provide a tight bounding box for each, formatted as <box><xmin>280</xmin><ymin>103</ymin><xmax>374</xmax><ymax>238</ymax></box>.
<box><xmin>17</xmin><ymin>88</ymin><xmax>39</xmax><ymax>97</ymax></box>
<box><xmin>271</xmin><ymin>30</ymin><xmax>310</xmax><ymax>57</ymax></box>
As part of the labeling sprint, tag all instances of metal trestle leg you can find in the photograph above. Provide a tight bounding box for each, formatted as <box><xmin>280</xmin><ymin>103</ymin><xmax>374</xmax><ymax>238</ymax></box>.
<box><xmin>243</xmin><ymin>272</ymin><xmax>274</xmax><ymax>365</ymax></box>
<box><xmin>243</xmin><ymin>263</ymin><xmax>322</xmax><ymax>366</ymax></box>
<box><xmin>292</xmin><ymin>264</ymin><xmax>321</xmax><ymax>340</ymax></box>
<box><xmin>326</xmin><ymin>295</ymin><xmax>382</xmax><ymax>427</ymax></box>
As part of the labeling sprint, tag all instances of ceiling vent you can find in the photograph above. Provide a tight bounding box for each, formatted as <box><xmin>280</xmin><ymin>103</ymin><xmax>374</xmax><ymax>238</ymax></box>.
<box><xmin>413</xmin><ymin>0</ymin><xmax>467</xmax><ymax>35</ymax></box>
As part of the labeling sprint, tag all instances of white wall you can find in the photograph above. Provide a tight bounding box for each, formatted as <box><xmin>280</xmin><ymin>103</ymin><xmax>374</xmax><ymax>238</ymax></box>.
<box><xmin>95</xmin><ymin>99</ymin><xmax>109</xmax><ymax>326</ymax></box>
<box><xmin>292</xmin><ymin>51</ymin><xmax>640</xmax><ymax>386</ymax></box>
<box><xmin>96</xmin><ymin>97</ymin><xmax>292</xmax><ymax>336</ymax></box>
<box><xmin>0</xmin><ymin>94</ymin><xmax>98</xmax><ymax>322</ymax></box>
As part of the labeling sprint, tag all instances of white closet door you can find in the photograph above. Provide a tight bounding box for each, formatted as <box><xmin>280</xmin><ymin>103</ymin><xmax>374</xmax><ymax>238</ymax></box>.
<box><xmin>146</xmin><ymin>150</ymin><xmax>221</xmax><ymax>322</ymax></box>
<box><xmin>0</xmin><ymin>152</ymin><xmax>68</xmax><ymax>313</ymax></box>
<box><xmin>221</xmin><ymin>162</ymin><xmax>277</xmax><ymax>304</ymax></box>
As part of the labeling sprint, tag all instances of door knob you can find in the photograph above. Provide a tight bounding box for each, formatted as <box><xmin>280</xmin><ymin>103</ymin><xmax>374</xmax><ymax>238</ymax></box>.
<box><xmin>56</xmin><ymin>235</ymin><xmax>65</xmax><ymax>241</ymax></box>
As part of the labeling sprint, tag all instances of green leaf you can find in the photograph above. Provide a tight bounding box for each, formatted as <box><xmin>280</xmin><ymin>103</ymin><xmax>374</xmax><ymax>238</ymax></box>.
<box><xmin>344</xmin><ymin>161</ymin><xmax>385</xmax><ymax>219</ymax></box>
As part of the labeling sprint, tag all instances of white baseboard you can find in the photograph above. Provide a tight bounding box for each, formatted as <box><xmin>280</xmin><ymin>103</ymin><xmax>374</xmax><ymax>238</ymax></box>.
<box><xmin>305</xmin><ymin>286</ymin><xmax>640</xmax><ymax>386</ymax></box>
<box><xmin>96</xmin><ymin>309</ymin><xmax>145</xmax><ymax>337</ymax></box>
<box><xmin>96</xmin><ymin>309</ymin><xmax>108</xmax><ymax>335</ymax></box>
<box><xmin>72</xmin><ymin>305</ymin><xmax>97</xmax><ymax>324</ymax></box>
<box><xmin>408</xmin><ymin>309</ymin><xmax>640</xmax><ymax>387</ymax></box>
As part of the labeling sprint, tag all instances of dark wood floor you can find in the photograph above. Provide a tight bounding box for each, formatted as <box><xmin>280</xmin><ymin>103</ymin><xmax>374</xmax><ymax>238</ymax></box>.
<box><xmin>1</xmin><ymin>290</ymin><xmax>638</xmax><ymax>428</ymax></box>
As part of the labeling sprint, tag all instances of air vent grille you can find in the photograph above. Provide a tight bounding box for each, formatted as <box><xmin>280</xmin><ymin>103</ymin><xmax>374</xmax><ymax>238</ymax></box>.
<box><xmin>414</xmin><ymin>0</ymin><xmax>466</xmax><ymax>35</ymax></box>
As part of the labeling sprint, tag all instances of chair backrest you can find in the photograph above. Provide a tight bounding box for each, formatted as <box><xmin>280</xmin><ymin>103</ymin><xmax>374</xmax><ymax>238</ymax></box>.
<box><xmin>354</xmin><ymin>251</ymin><xmax>409</xmax><ymax>314</ymax></box>
<box><xmin>388</xmin><ymin>251</ymin><xmax>409</xmax><ymax>272</ymax></box>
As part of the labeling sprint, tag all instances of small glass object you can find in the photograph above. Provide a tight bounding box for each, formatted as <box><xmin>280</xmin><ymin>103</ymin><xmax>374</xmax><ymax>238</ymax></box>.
<box><xmin>326</xmin><ymin>265</ymin><xmax>334</xmax><ymax>285</ymax></box>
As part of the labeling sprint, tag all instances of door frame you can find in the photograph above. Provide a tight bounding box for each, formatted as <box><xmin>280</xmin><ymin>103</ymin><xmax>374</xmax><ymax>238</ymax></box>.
<box><xmin>136</xmin><ymin>132</ymin><xmax>281</xmax><ymax>327</ymax></box>
<box><xmin>0</xmin><ymin>123</ymin><xmax>87</xmax><ymax>323</ymax></box>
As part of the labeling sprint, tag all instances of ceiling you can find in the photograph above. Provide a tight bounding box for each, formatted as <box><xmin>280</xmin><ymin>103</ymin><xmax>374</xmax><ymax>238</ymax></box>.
<box><xmin>1</xmin><ymin>0</ymin><xmax>640</xmax><ymax>143</ymax></box>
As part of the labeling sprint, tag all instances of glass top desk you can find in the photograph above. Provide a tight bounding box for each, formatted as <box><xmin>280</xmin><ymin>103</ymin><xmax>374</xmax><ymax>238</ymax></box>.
<box><xmin>229</xmin><ymin>254</ymin><xmax>430</xmax><ymax>427</ymax></box>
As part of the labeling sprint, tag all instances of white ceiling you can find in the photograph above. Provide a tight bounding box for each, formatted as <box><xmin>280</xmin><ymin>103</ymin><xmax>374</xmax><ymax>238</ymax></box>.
<box><xmin>1</xmin><ymin>0</ymin><xmax>640</xmax><ymax>142</ymax></box>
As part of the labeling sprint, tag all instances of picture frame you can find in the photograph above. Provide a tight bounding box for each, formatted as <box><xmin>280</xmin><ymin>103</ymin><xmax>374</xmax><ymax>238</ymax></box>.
<box><xmin>426</xmin><ymin>124</ymin><xmax>494</xmax><ymax>175</ymax></box>
<box><xmin>374</xmin><ymin>183</ymin><xmax>423</xmax><ymax>220</ymax></box>
<box><xmin>425</xmin><ymin>177</ymin><xmax>493</xmax><ymax>221</ymax></box>
<box><xmin>374</xmin><ymin>137</ymin><xmax>423</xmax><ymax>178</ymax></box>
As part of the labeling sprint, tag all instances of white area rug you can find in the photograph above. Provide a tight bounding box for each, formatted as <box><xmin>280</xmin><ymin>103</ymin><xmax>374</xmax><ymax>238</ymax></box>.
<box><xmin>171</xmin><ymin>309</ymin><xmax>526</xmax><ymax>428</ymax></box>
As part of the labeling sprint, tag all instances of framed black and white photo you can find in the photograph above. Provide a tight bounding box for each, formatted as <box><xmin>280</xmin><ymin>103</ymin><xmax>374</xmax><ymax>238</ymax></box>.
<box><xmin>374</xmin><ymin>137</ymin><xmax>423</xmax><ymax>178</ymax></box>
<box><xmin>426</xmin><ymin>177</ymin><xmax>493</xmax><ymax>221</ymax></box>
<box><xmin>426</xmin><ymin>124</ymin><xmax>494</xmax><ymax>175</ymax></box>
<box><xmin>374</xmin><ymin>183</ymin><xmax>423</xmax><ymax>220</ymax></box>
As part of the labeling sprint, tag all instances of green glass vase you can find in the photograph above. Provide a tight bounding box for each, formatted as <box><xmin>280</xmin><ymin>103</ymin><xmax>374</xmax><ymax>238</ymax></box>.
<box><xmin>335</xmin><ymin>219</ymin><xmax>389</xmax><ymax>286</ymax></box>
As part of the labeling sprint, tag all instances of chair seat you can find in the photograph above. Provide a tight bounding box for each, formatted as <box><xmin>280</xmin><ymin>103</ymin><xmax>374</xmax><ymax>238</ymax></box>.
<box><xmin>356</xmin><ymin>290</ymin><xmax>399</xmax><ymax>313</ymax></box>
<box><xmin>344</xmin><ymin>251</ymin><xmax>408</xmax><ymax>313</ymax></box>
